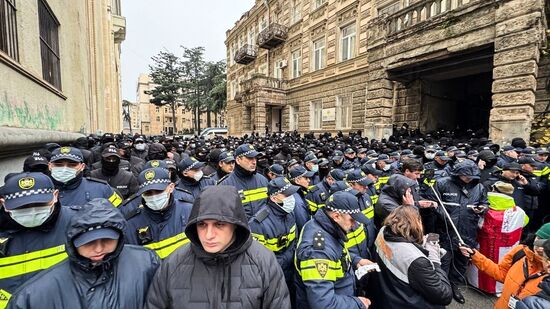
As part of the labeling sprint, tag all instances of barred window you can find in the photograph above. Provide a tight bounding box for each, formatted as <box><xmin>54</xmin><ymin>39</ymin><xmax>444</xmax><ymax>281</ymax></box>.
<box><xmin>38</xmin><ymin>0</ymin><xmax>61</xmax><ymax>90</ymax></box>
<box><xmin>0</xmin><ymin>0</ymin><xmax>19</xmax><ymax>61</ymax></box>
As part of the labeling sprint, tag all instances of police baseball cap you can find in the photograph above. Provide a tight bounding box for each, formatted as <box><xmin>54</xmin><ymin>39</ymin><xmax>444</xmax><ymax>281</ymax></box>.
<box><xmin>361</xmin><ymin>163</ymin><xmax>383</xmax><ymax>176</ymax></box>
<box><xmin>101</xmin><ymin>146</ymin><xmax>120</xmax><ymax>158</ymax></box>
<box><xmin>357</xmin><ymin>148</ymin><xmax>368</xmax><ymax>155</ymax></box>
<box><xmin>346</xmin><ymin>169</ymin><xmax>373</xmax><ymax>186</ymax></box>
<box><xmin>503</xmin><ymin>162</ymin><xmax>522</xmax><ymax>171</ymax></box>
<box><xmin>23</xmin><ymin>154</ymin><xmax>49</xmax><ymax>172</ymax></box>
<box><xmin>268</xmin><ymin>164</ymin><xmax>285</xmax><ymax>177</ymax></box>
<box><xmin>2</xmin><ymin>172</ymin><xmax>55</xmax><ymax>210</ymax></box>
<box><xmin>73</xmin><ymin>226</ymin><xmax>120</xmax><ymax>248</ymax></box>
<box><xmin>268</xmin><ymin>177</ymin><xmax>300</xmax><ymax>197</ymax></box>
<box><xmin>164</xmin><ymin>159</ymin><xmax>177</xmax><ymax>170</ymax></box>
<box><xmin>304</xmin><ymin>153</ymin><xmax>319</xmax><ymax>164</ymax></box>
<box><xmin>435</xmin><ymin>151</ymin><xmax>451</xmax><ymax>161</ymax></box>
<box><xmin>502</xmin><ymin>145</ymin><xmax>517</xmax><ymax>152</ymax></box>
<box><xmin>235</xmin><ymin>144</ymin><xmax>259</xmax><ymax>158</ymax></box>
<box><xmin>518</xmin><ymin>157</ymin><xmax>537</xmax><ymax>166</ymax></box>
<box><xmin>537</xmin><ymin>148</ymin><xmax>549</xmax><ymax>155</ymax></box>
<box><xmin>178</xmin><ymin>157</ymin><xmax>205</xmax><ymax>173</ymax></box>
<box><xmin>377</xmin><ymin>154</ymin><xmax>392</xmax><ymax>163</ymax></box>
<box><xmin>332</xmin><ymin>150</ymin><xmax>344</xmax><ymax>161</ymax></box>
<box><xmin>455</xmin><ymin>150</ymin><xmax>467</xmax><ymax>158</ymax></box>
<box><xmin>219</xmin><ymin>151</ymin><xmax>235</xmax><ymax>163</ymax></box>
<box><xmin>50</xmin><ymin>146</ymin><xmax>84</xmax><ymax>163</ymax></box>
<box><xmin>425</xmin><ymin>145</ymin><xmax>437</xmax><ymax>152</ymax></box>
<box><xmin>144</xmin><ymin>160</ymin><xmax>168</xmax><ymax>170</ymax></box>
<box><xmin>344</xmin><ymin>148</ymin><xmax>355</xmax><ymax>154</ymax></box>
<box><xmin>288</xmin><ymin>165</ymin><xmax>315</xmax><ymax>180</ymax></box>
<box><xmin>329</xmin><ymin>181</ymin><xmax>354</xmax><ymax>195</ymax></box>
<box><xmin>325</xmin><ymin>191</ymin><xmax>369</xmax><ymax>225</ymax></box>
<box><xmin>328</xmin><ymin>169</ymin><xmax>346</xmax><ymax>181</ymax></box>
<box><xmin>137</xmin><ymin>168</ymin><xmax>171</xmax><ymax>195</ymax></box>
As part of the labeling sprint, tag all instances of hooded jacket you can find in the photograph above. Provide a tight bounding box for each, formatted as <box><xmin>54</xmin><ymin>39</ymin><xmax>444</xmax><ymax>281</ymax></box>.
<box><xmin>145</xmin><ymin>185</ymin><xmax>290</xmax><ymax>309</ymax></box>
<box><xmin>7</xmin><ymin>199</ymin><xmax>160</xmax><ymax>309</ymax></box>
<box><xmin>375</xmin><ymin>174</ymin><xmax>417</xmax><ymax>225</ymax></box>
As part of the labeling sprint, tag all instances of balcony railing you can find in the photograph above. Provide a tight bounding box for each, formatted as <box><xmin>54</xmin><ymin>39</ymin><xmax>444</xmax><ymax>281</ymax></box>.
<box><xmin>258</xmin><ymin>23</ymin><xmax>288</xmax><ymax>49</ymax></box>
<box><xmin>386</xmin><ymin>0</ymin><xmax>476</xmax><ymax>35</ymax></box>
<box><xmin>234</xmin><ymin>44</ymin><xmax>257</xmax><ymax>65</ymax></box>
<box><xmin>241</xmin><ymin>74</ymin><xmax>287</xmax><ymax>93</ymax></box>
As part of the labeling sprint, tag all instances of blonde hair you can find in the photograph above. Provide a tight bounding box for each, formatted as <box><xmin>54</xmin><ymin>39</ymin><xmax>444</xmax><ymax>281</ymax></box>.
<box><xmin>383</xmin><ymin>206</ymin><xmax>424</xmax><ymax>244</ymax></box>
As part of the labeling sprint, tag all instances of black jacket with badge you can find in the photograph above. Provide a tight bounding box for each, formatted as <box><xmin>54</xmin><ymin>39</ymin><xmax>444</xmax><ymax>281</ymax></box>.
<box><xmin>90</xmin><ymin>167</ymin><xmax>139</xmax><ymax>200</ymax></box>
<box><xmin>7</xmin><ymin>199</ymin><xmax>160</xmax><ymax>309</ymax></box>
<box><xmin>145</xmin><ymin>186</ymin><xmax>290</xmax><ymax>309</ymax></box>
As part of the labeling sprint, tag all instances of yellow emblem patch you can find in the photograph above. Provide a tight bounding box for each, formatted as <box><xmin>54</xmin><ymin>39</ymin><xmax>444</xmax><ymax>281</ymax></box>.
<box><xmin>18</xmin><ymin>177</ymin><xmax>35</xmax><ymax>190</ymax></box>
<box><xmin>59</xmin><ymin>147</ymin><xmax>71</xmax><ymax>154</ymax></box>
<box><xmin>283</xmin><ymin>178</ymin><xmax>289</xmax><ymax>183</ymax></box>
<box><xmin>144</xmin><ymin>170</ymin><xmax>155</xmax><ymax>181</ymax></box>
<box><xmin>315</xmin><ymin>261</ymin><xmax>329</xmax><ymax>278</ymax></box>
<box><xmin>151</xmin><ymin>160</ymin><xmax>160</xmax><ymax>167</ymax></box>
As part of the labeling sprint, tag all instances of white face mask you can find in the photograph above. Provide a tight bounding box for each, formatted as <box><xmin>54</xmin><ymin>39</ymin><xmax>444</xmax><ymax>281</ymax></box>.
<box><xmin>192</xmin><ymin>170</ymin><xmax>204</xmax><ymax>182</ymax></box>
<box><xmin>425</xmin><ymin>153</ymin><xmax>436</xmax><ymax>160</ymax></box>
<box><xmin>51</xmin><ymin>166</ymin><xmax>79</xmax><ymax>183</ymax></box>
<box><xmin>135</xmin><ymin>144</ymin><xmax>146</xmax><ymax>151</ymax></box>
<box><xmin>310</xmin><ymin>165</ymin><xmax>319</xmax><ymax>173</ymax></box>
<box><xmin>142</xmin><ymin>192</ymin><xmax>170</xmax><ymax>211</ymax></box>
<box><xmin>9</xmin><ymin>205</ymin><xmax>54</xmax><ymax>228</ymax></box>
<box><xmin>383</xmin><ymin>164</ymin><xmax>391</xmax><ymax>171</ymax></box>
<box><xmin>280</xmin><ymin>195</ymin><xmax>296</xmax><ymax>214</ymax></box>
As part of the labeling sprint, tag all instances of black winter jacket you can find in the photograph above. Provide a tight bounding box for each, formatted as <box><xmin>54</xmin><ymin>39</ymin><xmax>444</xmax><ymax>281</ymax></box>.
<box><xmin>145</xmin><ymin>185</ymin><xmax>291</xmax><ymax>309</ymax></box>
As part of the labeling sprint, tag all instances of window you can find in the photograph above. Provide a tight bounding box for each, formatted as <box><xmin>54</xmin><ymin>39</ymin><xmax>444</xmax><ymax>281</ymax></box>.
<box><xmin>313</xmin><ymin>0</ymin><xmax>326</xmax><ymax>10</ymax></box>
<box><xmin>0</xmin><ymin>0</ymin><xmax>19</xmax><ymax>61</ymax></box>
<box><xmin>336</xmin><ymin>95</ymin><xmax>353</xmax><ymax>129</ymax></box>
<box><xmin>156</xmin><ymin>116</ymin><xmax>160</xmax><ymax>121</ymax></box>
<box><xmin>340</xmin><ymin>24</ymin><xmax>356</xmax><ymax>61</ymax></box>
<box><xmin>274</xmin><ymin>60</ymin><xmax>283</xmax><ymax>79</ymax></box>
<box><xmin>259</xmin><ymin>15</ymin><xmax>267</xmax><ymax>32</ymax></box>
<box><xmin>248</xmin><ymin>27</ymin><xmax>255</xmax><ymax>46</ymax></box>
<box><xmin>155</xmin><ymin>107</ymin><xmax>160</xmax><ymax>113</ymax></box>
<box><xmin>310</xmin><ymin>100</ymin><xmax>322</xmax><ymax>130</ymax></box>
<box><xmin>291</xmin><ymin>49</ymin><xmax>301</xmax><ymax>78</ymax></box>
<box><xmin>291</xmin><ymin>0</ymin><xmax>301</xmax><ymax>24</ymax></box>
<box><xmin>38</xmin><ymin>0</ymin><xmax>61</xmax><ymax>89</ymax></box>
<box><xmin>312</xmin><ymin>38</ymin><xmax>325</xmax><ymax>71</ymax></box>
<box><xmin>289</xmin><ymin>105</ymin><xmax>299</xmax><ymax>131</ymax></box>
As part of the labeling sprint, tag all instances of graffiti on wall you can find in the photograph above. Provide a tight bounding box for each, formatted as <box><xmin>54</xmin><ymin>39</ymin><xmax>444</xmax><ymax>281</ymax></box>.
<box><xmin>0</xmin><ymin>91</ymin><xmax>63</xmax><ymax>130</ymax></box>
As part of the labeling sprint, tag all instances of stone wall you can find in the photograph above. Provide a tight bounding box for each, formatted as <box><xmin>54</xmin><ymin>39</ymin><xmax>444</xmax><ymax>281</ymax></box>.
<box><xmin>532</xmin><ymin>54</ymin><xmax>550</xmax><ymax>145</ymax></box>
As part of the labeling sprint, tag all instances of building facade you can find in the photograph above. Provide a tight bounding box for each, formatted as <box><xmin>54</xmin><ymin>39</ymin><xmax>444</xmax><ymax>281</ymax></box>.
<box><xmin>225</xmin><ymin>0</ymin><xmax>549</xmax><ymax>145</ymax></box>
<box><xmin>135</xmin><ymin>73</ymin><xmax>222</xmax><ymax>136</ymax></box>
<box><xmin>0</xmin><ymin>0</ymin><xmax>126</xmax><ymax>182</ymax></box>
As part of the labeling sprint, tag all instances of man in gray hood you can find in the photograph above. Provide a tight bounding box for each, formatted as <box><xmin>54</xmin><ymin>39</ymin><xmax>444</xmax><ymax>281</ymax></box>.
<box><xmin>145</xmin><ymin>185</ymin><xmax>291</xmax><ymax>309</ymax></box>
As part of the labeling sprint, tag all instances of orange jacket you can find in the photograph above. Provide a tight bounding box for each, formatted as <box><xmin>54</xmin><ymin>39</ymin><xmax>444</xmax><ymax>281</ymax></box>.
<box><xmin>471</xmin><ymin>245</ymin><xmax>545</xmax><ymax>309</ymax></box>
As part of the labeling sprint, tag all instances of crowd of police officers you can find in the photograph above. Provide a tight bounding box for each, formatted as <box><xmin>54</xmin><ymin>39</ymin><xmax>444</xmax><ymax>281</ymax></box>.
<box><xmin>0</xmin><ymin>128</ymin><xmax>549</xmax><ymax>308</ymax></box>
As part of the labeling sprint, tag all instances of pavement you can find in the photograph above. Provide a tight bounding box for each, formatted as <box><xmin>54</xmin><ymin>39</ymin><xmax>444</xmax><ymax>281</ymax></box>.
<box><xmin>448</xmin><ymin>284</ymin><xmax>498</xmax><ymax>309</ymax></box>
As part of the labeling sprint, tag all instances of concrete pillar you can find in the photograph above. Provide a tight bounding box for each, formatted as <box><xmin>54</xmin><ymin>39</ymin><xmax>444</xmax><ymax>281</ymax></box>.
<box><xmin>364</xmin><ymin>67</ymin><xmax>394</xmax><ymax>140</ymax></box>
<box><xmin>490</xmin><ymin>0</ymin><xmax>545</xmax><ymax>145</ymax></box>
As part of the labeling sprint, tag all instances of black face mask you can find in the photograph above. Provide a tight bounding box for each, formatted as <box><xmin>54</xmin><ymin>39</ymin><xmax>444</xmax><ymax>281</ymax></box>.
<box><xmin>148</xmin><ymin>152</ymin><xmax>166</xmax><ymax>161</ymax></box>
<box><xmin>102</xmin><ymin>158</ymin><xmax>120</xmax><ymax>175</ymax></box>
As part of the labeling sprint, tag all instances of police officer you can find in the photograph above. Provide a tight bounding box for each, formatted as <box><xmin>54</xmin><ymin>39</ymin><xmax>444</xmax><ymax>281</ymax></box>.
<box><xmin>219</xmin><ymin>144</ymin><xmax>269</xmax><ymax>219</ymax></box>
<box><xmin>249</xmin><ymin>177</ymin><xmax>299</xmax><ymax>302</ymax></box>
<box><xmin>295</xmin><ymin>191</ymin><xmax>371</xmax><ymax>309</ymax></box>
<box><xmin>304</xmin><ymin>153</ymin><xmax>321</xmax><ymax>185</ymax></box>
<box><xmin>125</xmin><ymin>168</ymin><xmax>193</xmax><ymax>259</ymax></box>
<box><xmin>176</xmin><ymin>157</ymin><xmax>215</xmax><ymax>199</ymax></box>
<box><xmin>0</xmin><ymin>173</ymin><xmax>76</xmax><ymax>308</ymax></box>
<box><xmin>373</xmin><ymin>154</ymin><xmax>393</xmax><ymax>190</ymax></box>
<box><xmin>48</xmin><ymin>147</ymin><xmax>122</xmax><ymax>207</ymax></box>
<box><xmin>346</xmin><ymin>170</ymin><xmax>377</xmax><ymax>248</ymax></box>
<box><xmin>342</xmin><ymin>148</ymin><xmax>359</xmax><ymax>171</ymax></box>
<box><xmin>211</xmin><ymin>151</ymin><xmax>235</xmax><ymax>183</ymax></box>
<box><xmin>306</xmin><ymin>169</ymin><xmax>346</xmax><ymax>216</ymax></box>
<box><xmin>90</xmin><ymin>146</ymin><xmax>138</xmax><ymax>199</ymax></box>
<box><xmin>288</xmin><ymin>165</ymin><xmax>315</xmax><ymax>232</ymax></box>
<box><xmin>266</xmin><ymin>163</ymin><xmax>285</xmax><ymax>180</ymax></box>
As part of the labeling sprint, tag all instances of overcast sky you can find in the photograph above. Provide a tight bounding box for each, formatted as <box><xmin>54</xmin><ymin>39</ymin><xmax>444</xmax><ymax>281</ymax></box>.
<box><xmin>120</xmin><ymin>0</ymin><xmax>255</xmax><ymax>102</ymax></box>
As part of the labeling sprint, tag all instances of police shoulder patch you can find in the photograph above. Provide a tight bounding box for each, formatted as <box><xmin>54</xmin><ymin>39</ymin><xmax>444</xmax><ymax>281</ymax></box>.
<box><xmin>319</xmin><ymin>192</ymin><xmax>327</xmax><ymax>201</ymax></box>
<box><xmin>86</xmin><ymin>177</ymin><xmax>109</xmax><ymax>185</ymax></box>
<box><xmin>313</xmin><ymin>231</ymin><xmax>325</xmax><ymax>250</ymax></box>
<box><xmin>254</xmin><ymin>208</ymin><xmax>269</xmax><ymax>223</ymax></box>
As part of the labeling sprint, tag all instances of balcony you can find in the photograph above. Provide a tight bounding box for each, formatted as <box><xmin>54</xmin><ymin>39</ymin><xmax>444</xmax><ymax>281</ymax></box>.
<box><xmin>258</xmin><ymin>23</ymin><xmax>288</xmax><ymax>49</ymax></box>
<box><xmin>234</xmin><ymin>44</ymin><xmax>257</xmax><ymax>65</ymax></box>
<box><xmin>386</xmin><ymin>0</ymin><xmax>478</xmax><ymax>35</ymax></box>
<box><xmin>112</xmin><ymin>14</ymin><xmax>126</xmax><ymax>43</ymax></box>
<box><xmin>240</xmin><ymin>74</ymin><xmax>288</xmax><ymax>107</ymax></box>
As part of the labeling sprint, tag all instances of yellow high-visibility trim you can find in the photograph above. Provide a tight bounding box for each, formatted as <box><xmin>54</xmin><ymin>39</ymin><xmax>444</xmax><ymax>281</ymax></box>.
<box><xmin>345</xmin><ymin>225</ymin><xmax>367</xmax><ymax>249</ymax></box>
<box><xmin>0</xmin><ymin>245</ymin><xmax>67</xmax><ymax>280</ymax></box>
<box><xmin>299</xmin><ymin>258</ymin><xmax>344</xmax><ymax>281</ymax></box>
<box><xmin>143</xmin><ymin>232</ymin><xmax>189</xmax><ymax>259</ymax></box>
<box><xmin>370</xmin><ymin>195</ymin><xmax>379</xmax><ymax>205</ymax></box>
<box><xmin>242</xmin><ymin>187</ymin><xmax>268</xmax><ymax>204</ymax></box>
<box><xmin>108</xmin><ymin>191</ymin><xmax>123</xmax><ymax>207</ymax></box>
<box><xmin>252</xmin><ymin>225</ymin><xmax>297</xmax><ymax>252</ymax></box>
<box><xmin>362</xmin><ymin>206</ymin><xmax>374</xmax><ymax>219</ymax></box>
<box><xmin>0</xmin><ymin>289</ymin><xmax>11</xmax><ymax>309</ymax></box>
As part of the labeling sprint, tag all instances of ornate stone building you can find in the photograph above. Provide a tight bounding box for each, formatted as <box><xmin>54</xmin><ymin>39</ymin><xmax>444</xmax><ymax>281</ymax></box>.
<box><xmin>225</xmin><ymin>0</ymin><xmax>549</xmax><ymax>145</ymax></box>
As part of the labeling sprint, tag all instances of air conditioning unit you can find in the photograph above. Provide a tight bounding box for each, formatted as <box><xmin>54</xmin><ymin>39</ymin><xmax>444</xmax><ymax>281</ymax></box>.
<box><xmin>276</xmin><ymin>60</ymin><xmax>288</xmax><ymax>69</ymax></box>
